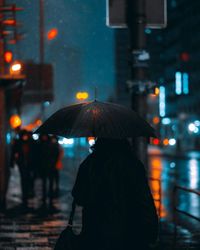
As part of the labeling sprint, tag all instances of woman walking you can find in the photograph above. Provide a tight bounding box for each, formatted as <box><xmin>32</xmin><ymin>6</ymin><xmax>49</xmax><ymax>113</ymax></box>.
<box><xmin>71</xmin><ymin>138</ymin><xmax>158</xmax><ymax>250</ymax></box>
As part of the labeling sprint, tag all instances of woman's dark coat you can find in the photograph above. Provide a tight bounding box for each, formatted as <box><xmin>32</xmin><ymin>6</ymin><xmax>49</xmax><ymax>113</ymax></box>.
<box><xmin>72</xmin><ymin>140</ymin><xmax>158</xmax><ymax>250</ymax></box>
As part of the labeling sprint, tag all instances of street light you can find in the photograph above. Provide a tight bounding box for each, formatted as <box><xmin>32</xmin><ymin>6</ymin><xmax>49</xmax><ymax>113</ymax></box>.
<box><xmin>76</xmin><ymin>92</ymin><xmax>89</xmax><ymax>101</ymax></box>
<box><xmin>4</xmin><ymin>51</ymin><xmax>13</xmax><ymax>63</ymax></box>
<box><xmin>9</xmin><ymin>114</ymin><xmax>22</xmax><ymax>129</ymax></box>
<box><xmin>9</xmin><ymin>61</ymin><xmax>22</xmax><ymax>75</ymax></box>
<box><xmin>47</xmin><ymin>28</ymin><xmax>58</xmax><ymax>40</ymax></box>
<box><xmin>154</xmin><ymin>87</ymin><xmax>160</xmax><ymax>95</ymax></box>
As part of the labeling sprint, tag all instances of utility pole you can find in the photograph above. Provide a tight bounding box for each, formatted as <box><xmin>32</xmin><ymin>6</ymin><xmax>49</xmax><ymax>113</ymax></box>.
<box><xmin>0</xmin><ymin>0</ymin><xmax>24</xmax><ymax>208</ymax></box>
<box><xmin>126</xmin><ymin>0</ymin><xmax>149</xmax><ymax>167</ymax></box>
<box><xmin>107</xmin><ymin>0</ymin><xmax>167</xmax><ymax>166</ymax></box>
<box><xmin>0</xmin><ymin>0</ymin><xmax>5</xmax><ymax>75</ymax></box>
<box><xmin>0</xmin><ymin>0</ymin><xmax>7</xmax><ymax>208</ymax></box>
<box><xmin>39</xmin><ymin>0</ymin><xmax>45</xmax><ymax>120</ymax></box>
<box><xmin>39</xmin><ymin>0</ymin><xmax>44</xmax><ymax>65</ymax></box>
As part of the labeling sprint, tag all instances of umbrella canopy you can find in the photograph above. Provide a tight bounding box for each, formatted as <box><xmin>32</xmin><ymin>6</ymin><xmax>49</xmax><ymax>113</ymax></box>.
<box><xmin>35</xmin><ymin>101</ymin><xmax>156</xmax><ymax>138</ymax></box>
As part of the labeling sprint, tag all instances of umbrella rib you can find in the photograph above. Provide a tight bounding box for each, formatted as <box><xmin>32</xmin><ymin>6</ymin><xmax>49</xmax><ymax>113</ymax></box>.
<box><xmin>103</xmin><ymin>104</ymin><xmax>123</xmax><ymax>138</ymax></box>
<box><xmin>35</xmin><ymin>101</ymin><xmax>155</xmax><ymax>138</ymax></box>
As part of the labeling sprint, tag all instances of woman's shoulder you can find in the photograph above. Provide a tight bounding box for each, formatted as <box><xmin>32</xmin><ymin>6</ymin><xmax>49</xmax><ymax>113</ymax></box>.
<box><xmin>79</xmin><ymin>153</ymin><xmax>95</xmax><ymax>171</ymax></box>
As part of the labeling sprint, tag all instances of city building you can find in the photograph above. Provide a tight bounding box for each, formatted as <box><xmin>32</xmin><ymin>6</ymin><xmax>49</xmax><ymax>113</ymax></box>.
<box><xmin>147</xmin><ymin>0</ymin><xmax>200</xmax><ymax>150</ymax></box>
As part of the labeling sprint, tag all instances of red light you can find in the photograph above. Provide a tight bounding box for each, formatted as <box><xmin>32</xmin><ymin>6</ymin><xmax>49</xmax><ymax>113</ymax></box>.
<box><xmin>153</xmin><ymin>138</ymin><xmax>160</xmax><ymax>145</ymax></box>
<box><xmin>47</xmin><ymin>28</ymin><xmax>58</xmax><ymax>40</ymax></box>
<box><xmin>4</xmin><ymin>51</ymin><xmax>13</xmax><ymax>63</ymax></box>
<box><xmin>180</xmin><ymin>52</ymin><xmax>190</xmax><ymax>62</ymax></box>
<box><xmin>2</xmin><ymin>19</ymin><xmax>16</xmax><ymax>26</ymax></box>
<box><xmin>153</xmin><ymin>116</ymin><xmax>160</xmax><ymax>125</ymax></box>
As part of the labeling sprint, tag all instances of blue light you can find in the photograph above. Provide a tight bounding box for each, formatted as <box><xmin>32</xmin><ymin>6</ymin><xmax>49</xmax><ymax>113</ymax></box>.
<box><xmin>175</xmin><ymin>72</ymin><xmax>182</xmax><ymax>95</ymax></box>
<box><xmin>183</xmin><ymin>73</ymin><xmax>189</xmax><ymax>94</ymax></box>
<box><xmin>44</xmin><ymin>101</ymin><xmax>50</xmax><ymax>107</ymax></box>
<box><xmin>159</xmin><ymin>86</ymin><xmax>166</xmax><ymax>117</ymax></box>
<box><xmin>194</xmin><ymin>120</ymin><xmax>200</xmax><ymax>126</ymax></box>
<box><xmin>6</xmin><ymin>133</ymin><xmax>11</xmax><ymax>144</ymax></box>
<box><xmin>162</xmin><ymin>118</ymin><xmax>171</xmax><ymax>125</ymax></box>
<box><xmin>80</xmin><ymin>138</ymin><xmax>87</xmax><ymax>146</ymax></box>
<box><xmin>145</xmin><ymin>28</ymin><xmax>152</xmax><ymax>34</ymax></box>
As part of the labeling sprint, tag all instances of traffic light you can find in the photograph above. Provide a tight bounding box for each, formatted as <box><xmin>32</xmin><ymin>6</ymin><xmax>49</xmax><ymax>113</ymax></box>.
<box><xmin>47</xmin><ymin>28</ymin><xmax>58</xmax><ymax>41</ymax></box>
<box><xmin>180</xmin><ymin>52</ymin><xmax>190</xmax><ymax>62</ymax></box>
<box><xmin>23</xmin><ymin>63</ymin><xmax>54</xmax><ymax>103</ymax></box>
<box><xmin>4</xmin><ymin>51</ymin><xmax>13</xmax><ymax>63</ymax></box>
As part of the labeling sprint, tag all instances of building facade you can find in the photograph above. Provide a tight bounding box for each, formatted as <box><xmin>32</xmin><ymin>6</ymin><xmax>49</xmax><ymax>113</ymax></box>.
<box><xmin>147</xmin><ymin>0</ymin><xmax>200</xmax><ymax>150</ymax></box>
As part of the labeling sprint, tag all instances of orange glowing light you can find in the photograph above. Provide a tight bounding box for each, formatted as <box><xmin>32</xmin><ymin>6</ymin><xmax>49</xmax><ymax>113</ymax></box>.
<box><xmin>149</xmin><ymin>157</ymin><xmax>167</xmax><ymax>218</ymax></box>
<box><xmin>4</xmin><ymin>51</ymin><xmax>13</xmax><ymax>63</ymax></box>
<box><xmin>36</xmin><ymin>119</ymin><xmax>42</xmax><ymax>126</ymax></box>
<box><xmin>88</xmin><ymin>137</ymin><xmax>95</xmax><ymax>141</ymax></box>
<box><xmin>151</xmin><ymin>159</ymin><xmax>161</xmax><ymax>169</ymax></box>
<box><xmin>47</xmin><ymin>28</ymin><xmax>58</xmax><ymax>40</ymax></box>
<box><xmin>10</xmin><ymin>61</ymin><xmax>22</xmax><ymax>75</ymax></box>
<box><xmin>10</xmin><ymin>115</ymin><xmax>22</xmax><ymax>129</ymax></box>
<box><xmin>155</xmin><ymin>87</ymin><xmax>160</xmax><ymax>95</ymax></box>
<box><xmin>23</xmin><ymin>119</ymin><xmax>42</xmax><ymax>131</ymax></box>
<box><xmin>88</xmin><ymin>137</ymin><xmax>95</xmax><ymax>146</ymax></box>
<box><xmin>76</xmin><ymin>92</ymin><xmax>89</xmax><ymax>101</ymax></box>
<box><xmin>3</xmin><ymin>19</ymin><xmax>16</xmax><ymax>26</ymax></box>
<box><xmin>163</xmin><ymin>138</ymin><xmax>169</xmax><ymax>146</ymax></box>
<box><xmin>153</xmin><ymin>116</ymin><xmax>160</xmax><ymax>125</ymax></box>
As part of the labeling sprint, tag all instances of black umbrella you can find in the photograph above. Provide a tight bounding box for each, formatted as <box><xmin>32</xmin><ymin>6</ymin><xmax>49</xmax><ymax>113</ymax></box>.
<box><xmin>35</xmin><ymin>101</ymin><xmax>156</xmax><ymax>138</ymax></box>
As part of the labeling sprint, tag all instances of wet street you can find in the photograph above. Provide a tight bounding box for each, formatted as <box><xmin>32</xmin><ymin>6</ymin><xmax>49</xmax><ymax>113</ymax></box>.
<box><xmin>0</xmin><ymin>146</ymin><xmax>200</xmax><ymax>249</ymax></box>
<box><xmin>149</xmin><ymin>147</ymin><xmax>200</xmax><ymax>249</ymax></box>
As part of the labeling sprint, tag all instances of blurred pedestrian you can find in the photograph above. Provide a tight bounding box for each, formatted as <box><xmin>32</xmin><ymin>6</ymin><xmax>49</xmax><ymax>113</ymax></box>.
<box><xmin>26</xmin><ymin>131</ymin><xmax>36</xmax><ymax>198</ymax></box>
<box><xmin>10</xmin><ymin>129</ymin><xmax>32</xmax><ymax>208</ymax></box>
<box><xmin>38</xmin><ymin>134</ymin><xmax>59</xmax><ymax>207</ymax></box>
<box><xmin>71</xmin><ymin>138</ymin><xmax>158</xmax><ymax>250</ymax></box>
<box><xmin>50</xmin><ymin>136</ymin><xmax>61</xmax><ymax>198</ymax></box>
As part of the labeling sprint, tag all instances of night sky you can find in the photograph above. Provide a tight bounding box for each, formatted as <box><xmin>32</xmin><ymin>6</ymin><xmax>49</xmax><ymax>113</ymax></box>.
<box><xmin>7</xmin><ymin>0</ymin><xmax>116</xmax><ymax>123</ymax></box>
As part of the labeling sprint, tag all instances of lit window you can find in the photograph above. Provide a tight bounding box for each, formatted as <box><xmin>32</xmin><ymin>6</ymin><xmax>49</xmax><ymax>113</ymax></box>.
<box><xmin>183</xmin><ymin>73</ymin><xmax>189</xmax><ymax>94</ymax></box>
<box><xmin>159</xmin><ymin>86</ymin><xmax>166</xmax><ymax>117</ymax></box>
<box><xmin>175</xmin><ymin>72</ymin><xmax>182</xmax><ymax>95</ymax></box>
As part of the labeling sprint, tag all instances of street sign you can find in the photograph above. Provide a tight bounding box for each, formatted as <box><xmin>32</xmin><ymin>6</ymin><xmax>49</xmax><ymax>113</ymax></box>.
<box><xmin>106</xmin><ymin>0</ymin><xmax>167</xmax><ymax>29</ymax></box>
<box><xmin>23</xmin><ymin>63</ymin><xmax>54</xmax><ymax>103</ymax></box>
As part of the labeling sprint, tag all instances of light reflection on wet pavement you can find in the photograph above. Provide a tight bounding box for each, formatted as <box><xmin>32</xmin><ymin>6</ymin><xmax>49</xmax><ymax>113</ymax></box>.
<box><xmin>0</xmin><ymin>147</ymin><xmax>200</xmax><ymax>249</ymax></box>
<box><xmin>149</xmin><ymin>147</ymin><xmax>200</xmax><ymax>249</ymax></box>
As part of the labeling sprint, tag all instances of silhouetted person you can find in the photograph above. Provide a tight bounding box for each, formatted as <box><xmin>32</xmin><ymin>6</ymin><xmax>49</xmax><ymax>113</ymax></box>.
<box><xmin>72</xmin><ymin>138</ymin><xmax>158</xmax><ymax>250</ymax></box>
<box><xmin>10</xmin><ymin>130</ymin><xmax>32</xmax><ymax>207</ymax></box>
<box><xmin>27</xmin><ymin>131</ymin><xmax>36</xmax><ymax>198</ymax></box>
<box><xmin>38</xmin><ymin>135</ymin><xmax>59</xmax><ymax>207</ymax></box>
<box><xmin>49</xmin><ymin>136</ymin><xmax>60</xmax><ymax>198</ymax></box>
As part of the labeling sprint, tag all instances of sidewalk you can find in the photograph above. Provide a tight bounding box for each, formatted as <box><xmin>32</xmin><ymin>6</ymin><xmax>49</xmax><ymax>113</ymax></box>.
<box><xmin>0</xmin><ymin>156</ymin><xmax>199</xmax><ymax>249</ymax></box>
<box><xmin>1</xmin><ymin>209</ymin><xmax>199</xmax><ymax>250</ymax></box>
<box><xmin>159</xmin><ymin>219</ymin><xmax>200</xmax><ymax>250</ymax></box>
